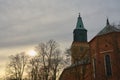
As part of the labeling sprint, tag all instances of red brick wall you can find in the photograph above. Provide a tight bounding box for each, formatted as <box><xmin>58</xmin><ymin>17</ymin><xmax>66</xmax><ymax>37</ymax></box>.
<box><xmin>89</xmin><ymin>32</ymin><xmax>120</xmax><ymax>80</ymax></box>
<box><xmin>59</xmin><ymin>32</ymin><xmax>120</xmax><ymax>80</ymax></box>
<box><xmin>59</xmin><ymin>64</ymin><xmax>92</xmax><ymax>80</ymax></box>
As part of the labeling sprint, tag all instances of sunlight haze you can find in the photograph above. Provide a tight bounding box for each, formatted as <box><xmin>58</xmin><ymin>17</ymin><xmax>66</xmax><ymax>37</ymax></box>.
<box><xmin>0</xmin><ymin>0</ymin><xmax>120</xmax><ymax>78</ymax></box>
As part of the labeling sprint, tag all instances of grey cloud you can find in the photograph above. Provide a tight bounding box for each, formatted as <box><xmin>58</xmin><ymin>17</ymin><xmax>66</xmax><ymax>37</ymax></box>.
<box><xmin>0</xmin><ymin>0</ymin><xmax>120</xmax><ymax>48</ymax></box>
<box><xmin>1</xmin><ymin>0</ymin><xmax>120</xmax><ymax>77</ymax></box>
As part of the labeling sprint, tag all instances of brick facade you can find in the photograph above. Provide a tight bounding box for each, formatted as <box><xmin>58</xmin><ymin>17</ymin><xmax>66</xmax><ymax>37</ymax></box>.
<box><xmin>59</xmin><ymin>16</ymin><xmax>120</xmax><ymax>80</ymax></box>
<box><xmin>89</xmin><ymin>32</ymin><xmax>120</xmax><ymax>80</ymax></box>
<box><xmin>59</xmin><ymin>63</ymin><xmax>92</xmax><ymax>80</ymax></box>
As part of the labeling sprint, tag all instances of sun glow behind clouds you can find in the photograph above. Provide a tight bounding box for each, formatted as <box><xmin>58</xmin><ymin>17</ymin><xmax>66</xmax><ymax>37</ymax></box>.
<box><xmin>27</xmin><ymin>50</ymin><xmax>37</xmax><ymax>56</ymax></box>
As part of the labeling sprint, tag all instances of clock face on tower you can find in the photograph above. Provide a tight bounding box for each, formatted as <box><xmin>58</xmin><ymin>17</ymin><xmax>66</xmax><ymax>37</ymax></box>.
<box><xmin>71</xmin><ymin>44</ymin><xmax>89</xmax><ymax>63</ymax></box>
<box><xmin>71</xmin><ymin>46</ymin><xmax>79</xmax><ymax>59</ymax></box>
<box><xmin>71</xmin><ymin>45</ymin><xmax>89</xmax><ymax>61</ymax></box>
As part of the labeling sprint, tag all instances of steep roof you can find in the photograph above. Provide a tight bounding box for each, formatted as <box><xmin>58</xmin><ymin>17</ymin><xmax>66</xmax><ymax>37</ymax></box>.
<box><xmin>76</xmin><ymin>13</ymin><xmax>86</xmax><ymax>30</ymax></box>
<box><xmin>97</xmin><ymin>19</ymin><xmax>120</xmax><ymax>36</ymax></box>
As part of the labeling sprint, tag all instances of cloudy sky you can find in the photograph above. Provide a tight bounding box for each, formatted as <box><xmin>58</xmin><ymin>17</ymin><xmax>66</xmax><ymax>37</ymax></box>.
<box><xmin>0</xmin><ymin>0</ymin><xmax>120</xmax><ymax>77</ymax></box>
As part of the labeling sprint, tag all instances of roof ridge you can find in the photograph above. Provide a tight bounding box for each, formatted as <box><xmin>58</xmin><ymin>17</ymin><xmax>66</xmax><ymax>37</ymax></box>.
<box><xmin>96</xmin><ymin>25</ymin><xmax>120</xmax><ymax>36</ymax></box>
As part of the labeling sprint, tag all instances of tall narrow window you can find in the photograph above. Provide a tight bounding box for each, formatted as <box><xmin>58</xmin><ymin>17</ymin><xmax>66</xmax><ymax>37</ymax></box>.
<box><xmin>93</xmin><ymin>58</ymin><xmax>96</xmax><ymax>78</ymax></box>
<box><xmin>105</xmin><ymin>55</ymin><xmax>112</xmax><ymax>76</ymax></box>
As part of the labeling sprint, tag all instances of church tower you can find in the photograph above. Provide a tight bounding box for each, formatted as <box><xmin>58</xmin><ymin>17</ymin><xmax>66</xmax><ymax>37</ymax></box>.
<box><xmin>71</xmin><ymin>14</ymin><xmax>90</xmax><ymax>64</ymax></box>
<box><xmin>73</xmin><ymin>13</ymin><xmax>87</xmax><ymax>42</ymax></box>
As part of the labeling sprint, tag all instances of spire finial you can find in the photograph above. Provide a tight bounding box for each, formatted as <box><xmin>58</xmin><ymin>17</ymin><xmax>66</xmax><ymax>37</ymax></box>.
<box><xmin>106</xmin><ymin>18</ymin><xmax>110</xmax><ymax>25</ymax></box>
<box><xmin>78</xmin><ymin>13</ymin><xmax>81</xmax><ymax>17</ymax></box>
<box><xmin>76</xmin><ymin>12</ymin><xmax>85</xmax><ymax>29</ymax></box>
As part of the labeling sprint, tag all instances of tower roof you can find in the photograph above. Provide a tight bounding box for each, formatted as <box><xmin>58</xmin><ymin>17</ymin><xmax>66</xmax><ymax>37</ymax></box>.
<box><xmin>76</xmin><ymin>13</ymin><xmax>86</xmax><ymax>30</ymax></box>
<box><xmin>97</xmin><ymin>19</ymin><xmax>120</xmax><ymax>36</ymax></box>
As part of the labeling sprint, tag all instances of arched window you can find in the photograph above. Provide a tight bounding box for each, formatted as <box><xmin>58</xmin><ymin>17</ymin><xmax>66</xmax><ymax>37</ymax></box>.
<box><xmin>93</xmin><ymin>58</ymin><xmax>96</xmax><ymax>78</ymax></box>
<box><xmin>105</xmin><ymin>55</ymin><xmax>112</xmax><ymax>76</ymax></box>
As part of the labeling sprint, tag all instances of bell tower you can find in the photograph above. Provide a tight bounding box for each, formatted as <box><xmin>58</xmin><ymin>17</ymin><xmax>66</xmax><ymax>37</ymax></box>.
<box><xmin>73</xmin><ymin>13</ymin><xmax>87</xmax><ymax>42</ymax></box>
<box><xmin>71</xmin><ymin>14</ymin><xmax>90</xmax><ymax>64</ymax></box>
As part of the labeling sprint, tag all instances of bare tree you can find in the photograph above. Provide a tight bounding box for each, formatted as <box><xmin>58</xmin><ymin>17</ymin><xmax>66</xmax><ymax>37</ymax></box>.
<box><xmin>6</xmin><ymin>52</ymin><xmax>28</xmax><ymax>80</ymax></box>
<box><xmin>35</xmin><ymin>40</ymin><xmax>63</xmax><ymax>80</ymax></box>
<box><xmin>64</xmin><ymin>48</ymin><xmax>71</xmax><ymax>66</ymax></box>
<box><xmin>50</xmin><ymin>50</ymin><xmax>63</xmax><ymax>80</ymax></box>
<box><xmin>27</xmin><ymin>56</ymin><xmax>42</xmax><ymax>80</ymax></box>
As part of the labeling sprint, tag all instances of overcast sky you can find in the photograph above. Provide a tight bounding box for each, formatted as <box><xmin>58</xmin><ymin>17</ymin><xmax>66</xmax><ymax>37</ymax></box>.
<box><xmin>0</xmin><ymin>0</ymin><xmax>120</xmax><ymax>77</ymax></box>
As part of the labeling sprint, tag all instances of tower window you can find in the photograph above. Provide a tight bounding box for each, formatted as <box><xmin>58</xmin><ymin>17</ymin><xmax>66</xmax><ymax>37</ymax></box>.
<box><xmin>105</xmin><ymin>55</ymin><xmax>112</xmax><ymax>76</ymax></box>
<box><xmin>79</xmin><ymin>25</ymin><xmax>81</xmax><ymax>27</ymax></box>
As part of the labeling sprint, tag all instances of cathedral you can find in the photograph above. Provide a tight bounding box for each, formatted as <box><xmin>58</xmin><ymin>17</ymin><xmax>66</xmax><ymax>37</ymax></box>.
<box><xmin>59</xmin><ymin>14</ymin><xmax>120</xmax><ymax>80</ymax></box>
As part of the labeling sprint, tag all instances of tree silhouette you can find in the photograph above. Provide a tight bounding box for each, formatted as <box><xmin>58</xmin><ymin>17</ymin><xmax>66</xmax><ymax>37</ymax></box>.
<box><xmin>6</xmin><ymin>52</ymin><xmax>28</xmax><ymax>80</ymax></box>
<box><xmin>35</xmin><ymin>40</ymin><xmax>63</xmax><ymax>80</ymax></box>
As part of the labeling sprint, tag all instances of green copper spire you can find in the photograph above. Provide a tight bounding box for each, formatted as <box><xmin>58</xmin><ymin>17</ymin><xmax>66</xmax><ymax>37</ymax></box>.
<box><xmin>73</xmin><ymin>13</ymin><xmax>87</xmax><ymax>42</ymax></box>
<box><xmin>76</xmin><ymin>13</ymin><xmax>85</xmax><ymax>29</ymax></box>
